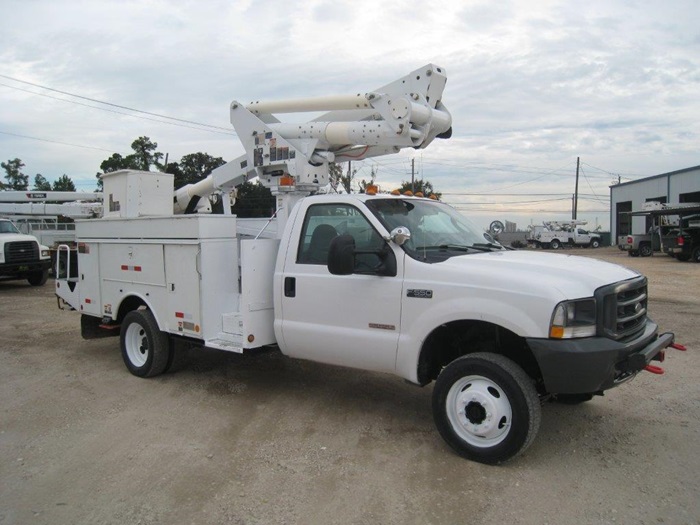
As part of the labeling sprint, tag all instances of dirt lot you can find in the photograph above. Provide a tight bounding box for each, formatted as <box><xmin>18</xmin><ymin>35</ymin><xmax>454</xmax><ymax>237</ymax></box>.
<box><xmin>1</xmin><ymin>247</ymin><xmax>698</xmax><ymax>525</ymax></box>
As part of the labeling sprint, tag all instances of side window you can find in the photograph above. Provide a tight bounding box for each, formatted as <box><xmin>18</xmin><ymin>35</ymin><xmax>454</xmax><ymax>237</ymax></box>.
<box><xmin>296</xmin><ymin>203</ymin><xmax>385</xmax><ymax>265</ymax></box>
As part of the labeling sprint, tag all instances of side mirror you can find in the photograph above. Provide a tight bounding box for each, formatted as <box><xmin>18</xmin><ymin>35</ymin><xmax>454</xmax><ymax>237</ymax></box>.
<box><xmin>328</xmin><ymin>234</ymin><xmax>397</xmax><ymax>277</ymax></box>
<box><xmin>328</xmin><ymin>235</ymin><xmax>356</xmax><ymax>275</ymax></box>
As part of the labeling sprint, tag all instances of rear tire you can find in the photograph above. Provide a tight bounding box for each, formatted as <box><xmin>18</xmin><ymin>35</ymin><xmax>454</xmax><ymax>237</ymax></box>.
<box><xmin>432</xmin><ymin>353</ymin><xmax>541</xmax><ymax>464</ymax></box>
<box><xmin>692</xmin><ymin>246</ymin><xmax>700</xmax><ymax>263</ymax></box>
<box><xmin>120</xmin><ymin>309</ymin><xmax>171</xmax><ymax>377</ymax></box>
<box><xmin>550</xmin><ymin>239</ymin><xmax>561</xmax><ymax>250</ymax></box>
<box><xmin>27</xmin><ymin>269</ymin><xmax>48</xmax><ymax>286</ymax></box>
<box><xmin>639</xmin><ymin>244</ymin><xmax>652</xmax><ymax>257</ymax></box>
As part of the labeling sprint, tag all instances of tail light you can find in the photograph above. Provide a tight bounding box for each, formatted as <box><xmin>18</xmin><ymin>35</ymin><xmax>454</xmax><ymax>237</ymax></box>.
<box><xmin>626</xmin><ymin>236</ymin><xmax>633</xmax><ymax>244</ymax></box>
<box><xmin>677</xmin><ymin>236</ymin><xmax>684</xmax><ymax>246</ymax></box>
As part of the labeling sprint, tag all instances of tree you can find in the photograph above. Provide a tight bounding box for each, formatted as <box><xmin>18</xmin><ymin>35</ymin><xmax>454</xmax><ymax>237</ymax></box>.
<box><xmin>129</xmin><ymin>136</ymin><xmax>163</xmax><ymax>171</ymax></box>
<box><xmin>398</xmin><ymin>179</ymin><xmax>441</xmax><ymax>200</ymax></box>
<box><xmin>33</xmin><ymin>174</ymin><xmax>52</xmax><ymax>191</ymax></box>
<box><xmin>2</xmin><ymin>158</ymin><xmax>29</xmax><ymax>190</ymax></box>
<box><xmin>174</xmin><ymin>152</ymin><xmax>226</xmax><ymax>189</ymax></box>
<box><xmin>52</xmin><ymin>174</ymin><xmax>76</xmax><ymax>191</ymax></box>
<box><xmin>95</xmin><ymin>136</ymin><xmax>164</xmax><ymax>190</ymax></box>
<box><xmin>96</xmin><ymin>153</ymin><xmax>138</xmax><ymax>190</ymax></box>
<box><xmin>231</xmin><ymin>181</ymin><xmax>276</xmax><ymax>218</ymax></box>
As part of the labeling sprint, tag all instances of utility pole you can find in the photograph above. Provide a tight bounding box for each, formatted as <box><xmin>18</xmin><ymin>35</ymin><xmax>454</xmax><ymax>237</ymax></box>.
<box><xmin>411</xmin><ymin>158</ymin><xmax>415</xmax><ymax>193</ymax></box>
<box><xmin>573</xmin><ymin>157</ymin><xmax>580</xmax><ymax>220</ymax></box>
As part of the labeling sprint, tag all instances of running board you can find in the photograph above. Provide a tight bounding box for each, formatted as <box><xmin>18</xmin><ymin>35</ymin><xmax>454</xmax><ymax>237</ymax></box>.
<box><xmin>205</xmin><ymin>337</ymin><xmax>244</xmax><ymax>353</ymax></box>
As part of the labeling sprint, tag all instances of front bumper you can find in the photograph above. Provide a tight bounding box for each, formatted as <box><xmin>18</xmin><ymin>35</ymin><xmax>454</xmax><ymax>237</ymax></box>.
<box><xmin>527</xmin><ymin>320</ymin><xmax>674</xmax><ymax>394</ymax></box>
<box><xmin>0</xmin><ymin>259</ymin><xmax>51</xmax><ymax>277</ymax></box>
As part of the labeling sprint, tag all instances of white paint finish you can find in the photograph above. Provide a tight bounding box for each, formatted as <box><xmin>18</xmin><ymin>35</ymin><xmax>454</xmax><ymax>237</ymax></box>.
<box><xmin>238</xmin><ymin>239</ymin><xmax>279</xmax><ymax>348</ymax></box>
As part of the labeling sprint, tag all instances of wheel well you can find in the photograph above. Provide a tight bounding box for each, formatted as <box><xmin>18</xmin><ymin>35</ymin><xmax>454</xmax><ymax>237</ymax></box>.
<box><xmin>417</xmin><ymin>320</ymin><xmax>543</xmax><ymax>389</ymax></box>
<box><xmin>116</xmin><ymin>295</ymin><xmax>147</xmax><ymax>324</ymax></box>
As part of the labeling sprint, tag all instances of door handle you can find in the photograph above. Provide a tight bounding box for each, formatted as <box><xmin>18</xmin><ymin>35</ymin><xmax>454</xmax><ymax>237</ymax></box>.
<box><xmin>284</xmin><ymin>277</ymin><xmax>296</xmax><ymax>297</ymax></box>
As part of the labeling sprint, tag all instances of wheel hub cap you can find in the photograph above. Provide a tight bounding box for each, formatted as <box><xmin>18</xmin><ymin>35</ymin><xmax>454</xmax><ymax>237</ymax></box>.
<box><xmin>446</xmin><ymin>375</ymin><xmax>513</xmax><ymax>448</ymax></box>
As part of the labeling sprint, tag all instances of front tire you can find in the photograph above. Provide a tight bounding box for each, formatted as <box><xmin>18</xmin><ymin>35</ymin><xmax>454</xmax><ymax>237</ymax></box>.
<box><xmin>27</xmin><ymin>268</ymin><xmax>48</xmax><ymax>286</ymax></box>
<box><xmin>590</xmin><ymin>239</ymin><xmax>600</xmax><ymax>249</ymax></box>
<box><xmin>120</xmin><ymin>309</ymin><xmax>171</xmax><ymax>377</ymax></box>
<box><xmin>432</xmin><ymin>353</ymin><xmax>541</xmax><ymax>464</ymax></box>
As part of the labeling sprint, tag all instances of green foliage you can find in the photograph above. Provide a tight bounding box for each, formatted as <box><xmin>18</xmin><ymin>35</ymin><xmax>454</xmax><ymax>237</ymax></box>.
<box><xmin>96</xmin><ymin>136</ymin><xmax>163</xmax><ymax>190</ymax></box>
<box><xmin>52</xmin><ymin>174</ymin><xmax>76</xmax><ymax>191</ymax></box>
<box><xmin>174</xmin><ymin>152</ymin><xmax>225</xmax><ymax>189</ymax></box>
<box><xmin>2</xmin><ymin>158</ymin><xmax>29</xmax><ymax>190</ymax></box>
<box><xmin>33</xmin><ymin>174</ymin><xmax>52</xmax><ymax>191</ymax></box>
<box><xmin>96</xmin><ymin>137</ymin><xmax>226</xmax><ymax>191</ymax></box>
<box><xmin>129</xmin><ymin>136</ymin><xmax>164</xmax><ymax>171</ymax></box>
<box><xmin>398</xmin><ymin>179</ymin><xmax>441</xmax><ymax>200</ymax></box>
<box><xmin>231</xmin><ymin>181</ymin><xmax>276</xmax><ymax>218</ymax></box>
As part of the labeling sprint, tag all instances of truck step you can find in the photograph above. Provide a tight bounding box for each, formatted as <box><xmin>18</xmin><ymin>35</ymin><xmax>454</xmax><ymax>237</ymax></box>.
<box><xmin>205</xmin><ymin>338</ymin><xmax>244</xmax><ymax>354</ymax></box>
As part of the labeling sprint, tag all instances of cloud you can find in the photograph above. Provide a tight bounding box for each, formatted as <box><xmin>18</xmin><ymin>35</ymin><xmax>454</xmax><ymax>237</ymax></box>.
<box><xmin>1</xmin><ymin>0</ymin><xmax>698</xmax><ymax>228</ymax></box>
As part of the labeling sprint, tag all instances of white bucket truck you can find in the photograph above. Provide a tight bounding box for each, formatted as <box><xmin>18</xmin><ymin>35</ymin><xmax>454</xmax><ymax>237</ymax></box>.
<box><xmin>56</xmin><ymin>65</ymin><xmax>676</xmax><ymax>464</ymax></box>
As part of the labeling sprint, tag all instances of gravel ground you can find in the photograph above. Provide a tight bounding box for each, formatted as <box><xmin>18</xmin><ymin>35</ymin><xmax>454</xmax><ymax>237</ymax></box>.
<box><xmin>1</xmin><ymin>247</ymin><xmax>698</xmax><ymax>525</ymax></box>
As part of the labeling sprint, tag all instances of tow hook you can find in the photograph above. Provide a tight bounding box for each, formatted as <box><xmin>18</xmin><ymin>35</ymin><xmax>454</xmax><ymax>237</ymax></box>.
<box><xmin>670</xmin><ymin>343</ymin><xmax>687</xmax><ymax>351</ymax></box>
<box><xmin>644</xmin><ymin>364</ymin><xmax>664</xmax><ymax>375</ymax></box>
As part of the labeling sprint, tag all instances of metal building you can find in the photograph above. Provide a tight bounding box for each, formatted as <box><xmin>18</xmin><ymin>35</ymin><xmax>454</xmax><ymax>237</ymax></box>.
<box><xmin>610</xmin><ymin>165</ymin><xmax>700</xmax><ymax>240</ymax></box>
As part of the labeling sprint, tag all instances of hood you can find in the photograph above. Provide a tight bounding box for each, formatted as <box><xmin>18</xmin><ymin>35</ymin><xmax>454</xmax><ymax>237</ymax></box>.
<box><xmin>0</xmin><ymin>233</ymin><xmax>40</xmax><ymax>244</ymax></box>
<box><xmin>433</xmin><ymin>250</ymin><xmax>639</xmax><ymax>300</ymax></box>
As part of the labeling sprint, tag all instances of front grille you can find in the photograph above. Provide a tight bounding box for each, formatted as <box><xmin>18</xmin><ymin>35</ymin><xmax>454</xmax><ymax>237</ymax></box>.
<box><xmin>5</xmin><ymin>241</ymin><xmax>39</xmax><ymax>264</ymax></box>
<box><xmin>597</xmin><ymin>276</ymin><xmax>648</xmax><ymax>341</ymax></box>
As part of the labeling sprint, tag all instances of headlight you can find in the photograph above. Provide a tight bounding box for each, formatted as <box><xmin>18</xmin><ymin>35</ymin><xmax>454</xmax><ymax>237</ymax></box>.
<box><xmin>550</xmin><ymin>299</ymin><xmax>596</xmax><ymax>339</ymax></box>
<box><xmin>41</xmin><ymin>249</ymin><xmax>50</xmax><ymax>258</ymax></box>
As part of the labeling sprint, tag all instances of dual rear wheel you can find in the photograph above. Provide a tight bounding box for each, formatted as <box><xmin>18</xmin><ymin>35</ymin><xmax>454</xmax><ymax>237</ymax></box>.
<box><xmin>120</xmin><ymin>309</ymin><xmax>171</xmax><ymax>377</ymax></box>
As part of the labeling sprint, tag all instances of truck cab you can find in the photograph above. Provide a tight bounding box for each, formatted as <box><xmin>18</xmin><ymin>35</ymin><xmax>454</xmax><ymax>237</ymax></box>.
<box><xmin>0</xmin><ymin>218</ymin><xmax>51</xmax><ymax>286</ymax></box>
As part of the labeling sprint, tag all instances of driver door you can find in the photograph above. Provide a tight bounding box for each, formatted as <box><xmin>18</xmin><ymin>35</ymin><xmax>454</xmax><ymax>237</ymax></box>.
<box><xmin>278</xmin><ymin>202</ymin><xmax>403</xmax><ymax>373</ymax></box>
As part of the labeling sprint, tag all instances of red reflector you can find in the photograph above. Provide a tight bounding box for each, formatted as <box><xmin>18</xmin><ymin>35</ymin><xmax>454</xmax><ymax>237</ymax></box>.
<box><xmin>134</xmin><ymin>266</ymin><xmax>142</xmax><ymax>272</ymax></box>
<box><xmin>175</xmin><ymin>312</ymin><xmax>184</xmax><ymax>318</ymax></box>
<box><xmin>121</xmin><ymin>265</ymin><xmax>129</xmax><ymax>270</ymax></box>
<box><xmin>85</xmin><ymin>298</ymin><xmax>92</xmax><ymax>304</ymax></box>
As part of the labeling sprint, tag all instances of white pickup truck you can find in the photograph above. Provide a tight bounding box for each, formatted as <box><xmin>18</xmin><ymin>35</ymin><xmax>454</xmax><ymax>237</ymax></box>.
<box><xmin>0</xmin><ymin>218</ymin><xmax>51</xmax><ymax>286</ymax></box>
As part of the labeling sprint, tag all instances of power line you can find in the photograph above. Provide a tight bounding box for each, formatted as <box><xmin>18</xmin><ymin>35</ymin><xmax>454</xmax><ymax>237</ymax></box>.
<box><xmin>0</xmin><ymin>82</ymin><xmax>236</xmax><ymax>137</ymax></box>
<box><xmin>0</xmin><ymin>130</ymin><xmax>116</xmax><ymax>153</ymax></box>
<box><xmin>0</xmin><ymin>73</ymin><xmax>235</xmax><ymax>133</ymax></box>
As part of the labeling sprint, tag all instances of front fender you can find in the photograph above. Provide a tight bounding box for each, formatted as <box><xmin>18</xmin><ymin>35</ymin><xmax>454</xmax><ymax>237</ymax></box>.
<box><xmin>395</xmin><ymin>296</ymin><xmax>551</xmax><ymax>383</ymax></box>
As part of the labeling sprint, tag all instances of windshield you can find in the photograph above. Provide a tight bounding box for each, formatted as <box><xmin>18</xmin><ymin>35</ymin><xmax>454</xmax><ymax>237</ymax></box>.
<box><xmin>0</xmin><ymin>220</ymin><xmax>20</xmax><ymax>234</ymax></box>
<box><xmin>366</xmin><ymin>198</ymin><xmax>503</xmax><ymax>262</ymax></box>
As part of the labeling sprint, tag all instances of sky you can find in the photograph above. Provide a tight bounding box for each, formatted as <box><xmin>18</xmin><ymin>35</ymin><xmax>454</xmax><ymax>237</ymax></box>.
<box><xmin>1</xmin><ymin>0</ymin><xmax>699</xmax><ymax>231</ymax></box>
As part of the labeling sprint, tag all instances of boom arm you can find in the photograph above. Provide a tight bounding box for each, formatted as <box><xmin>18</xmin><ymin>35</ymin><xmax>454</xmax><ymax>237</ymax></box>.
<box><xmin>174</xmin><ymin>64</ymin><xmax>452</xmax><ymax>214</ymax></box>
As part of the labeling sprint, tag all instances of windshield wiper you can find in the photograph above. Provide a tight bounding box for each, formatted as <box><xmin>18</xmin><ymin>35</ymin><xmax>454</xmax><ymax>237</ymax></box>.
<box><xmin>469</xmin><ymin>242</ymin><xmax>504</xmax><ymax>252</ymax></box>
<box><xmin>415</xmin><ymin>244</ymin><xmax>476</xmax><ymax>252</ymax></box>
